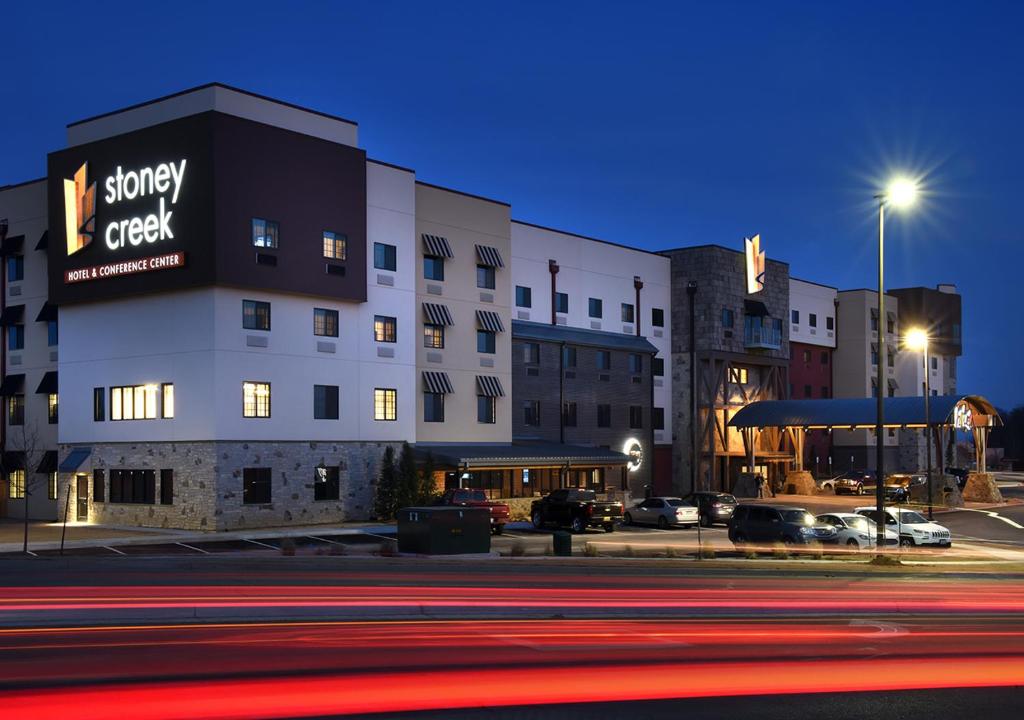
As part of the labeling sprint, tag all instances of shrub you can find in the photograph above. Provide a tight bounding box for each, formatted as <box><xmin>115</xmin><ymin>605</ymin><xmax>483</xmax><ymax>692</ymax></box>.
<box><xmin>510</xmin><ymin>541</ymin><xmax>527</xmax><ymax>557</ymax></box>
<box><xmin>699</xmin><ymin>545</ymin><xmax>717</xmax><ymax>559</ymax></box>
<box><xmin>771</xmin><ymin>542</ymin><xmax>789</xmax><ymax>560</ymax></box>
<box><xmin>378</xmin><ymin>539</ymin><xmax>399</xmax><ymax>557</ymax></box>
<box><xmin>584</xmin><ymin>543</ymin><xmax>599</xmax><ymax>557</ymax></box>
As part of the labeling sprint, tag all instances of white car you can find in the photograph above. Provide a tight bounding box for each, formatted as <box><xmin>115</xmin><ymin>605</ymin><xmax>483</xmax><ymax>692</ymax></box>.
<box><xmin>854</xmin><ymin>506</ymin><xmax>952</xmax><ymax>547</ymax></box>
<box><xmin>623</xmin><ymin>497</ymin><xmax>699</xmax><ymax>528</ymax></box>
<box><xmin>816</xmin><ymin>512</ymin><xmax>899</xmax><ymax>549</ymax></box>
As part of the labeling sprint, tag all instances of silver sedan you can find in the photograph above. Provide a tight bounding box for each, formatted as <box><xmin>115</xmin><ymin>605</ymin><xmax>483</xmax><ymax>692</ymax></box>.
<box><xmin>623</xmin><ymin>497</ymin><xmax>699</xmax><ymax>529</ymax></box>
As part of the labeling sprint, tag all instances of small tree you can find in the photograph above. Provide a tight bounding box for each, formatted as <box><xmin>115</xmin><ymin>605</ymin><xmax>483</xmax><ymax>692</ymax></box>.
<box><xmin>14</xmin><ymin>421</ymin><xmax>45</xmax><ymax>554</ymax></box>
<box><xmin>395</xmin><ymin>442</ymin><xmax>419</xmax><ymax>510</ymax></box>
<box><xmin>374</xmin><ymin>446</ymin><xmax>399</xmax><ymax>521</ymax></box>
<box><xmin>417</xmin><ymin>451</ymin><xmax>438</xmax><ymax>505</ymax></box>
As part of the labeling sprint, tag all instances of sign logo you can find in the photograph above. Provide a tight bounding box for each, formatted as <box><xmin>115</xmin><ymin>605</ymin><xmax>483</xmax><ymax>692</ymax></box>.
<box><xmin>623</xmin><ymin>438</ymin><xmax>643</xmax><ymax>472</ymax></box>
<box><xmin>63</xmin><ymin>162</ymin><xmax>97</xmax><ymax>256</ymax></box>
<box><xmin>953</xmin><ymin>402</ymin><xmax>973</xmax><ymax>431</ymax></box>
<box><xmin>744</xmin><ymin>233</ymin><xmax>765</xmax><ymax>294</ymax></box>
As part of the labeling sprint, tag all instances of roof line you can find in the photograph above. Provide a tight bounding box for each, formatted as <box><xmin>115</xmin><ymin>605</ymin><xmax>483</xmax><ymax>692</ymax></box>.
<box><xmin>415</xmin><ymin>180</ymin><xmax>510</xmax><ymax>207</ymax></box>
<box><xmin>66</xmin><ymin>82</ymin><xmax>359</xmax><ymax>129</ymax></box>
<box><xmin>367</xmin><ymin>157</ymin><xmax>416</xmax><ymax>174</ymax></box>
<box><xmin>791</xmin><ymin>276</ymin><xmax>839</xmax><ymax>290</ymax></box>
<box><xmin>511</xmin><ymin>219</ymin><xmax>667</xmax><ymax>258</ymax></box>
<box><xmin>0</xmin><ymin>176</ymin><xmax>46</xmax><ymax>192</ymax></box>
<box><xmin>657</xmin><ymin>243</ymin><xmax>791</xmax><ymax>265</ymax></box>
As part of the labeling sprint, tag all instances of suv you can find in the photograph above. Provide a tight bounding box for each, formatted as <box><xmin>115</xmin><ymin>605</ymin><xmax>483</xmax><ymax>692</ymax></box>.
<box><xmin>689</xmin><ymin>492</ymin><xmax>738</xmax><ymax>527</ymax></box>
<box><xmin>855</xmin><ymin>506</ymin><xmax>952</xmax><ymax>548</ymax></box>
<box><xmin>728</xmin><ymin>505</ymin><xmax>838</xmax><ymax>546</ymax></box>
<box><xmin>831</xmin><ymin>470</ymin><xmax>876</xmax><ymax>496</ymax></box>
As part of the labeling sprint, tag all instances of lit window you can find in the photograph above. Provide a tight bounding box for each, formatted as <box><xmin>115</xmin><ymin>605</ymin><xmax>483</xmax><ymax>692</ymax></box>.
<box><xmin>314</xmin><ymin>308</ymin><xmax>339</xmax><ymax>337</ymax></box>
<box><xmin>374</xmin><ymin>315</ymin><xmax>397</xmax><ymax>343</ymax></box>
<box><xmin>730</xmin><ymin>367</ymin><xmax>748</xmax><ymax>384</ymax></box>
<box><xmin>8</xmin><ymin>470</ymin><xmax>24</xmax><ymax>499</ymax></box>
<box><xmin>423</xmin><ymin>324</ymin><xmax>445</xmax><ymax>349</ymax></box>
<box><xmin>252</xmin><ymin>218</ymin><xmax>279</xmax><ymax>248</ymax></box>
<box><xmin>374</xmin><ymin>388</ymin><xmax>397</xmax><ymax>421</ymax></box>
<box><xmin>47</xmin><ymin>393</ymin><xmax>58</xmax><ymax>424</ymax></box>
<box><xmin>243</xmin><ymin>382</ymin><xmax>271</xmax><ymax>418</ymax></box>
<box><xmin>48</xmin><ymin>472</ymin><xmax>57</xmax><ymax>500</ymax></box>
<box><xmin>7</xmin><ymin>395</ymin><xmax>24</xmax><ymax>425</ymax></box>
<box><xmin>322</xmin><ymin>231</ymin><xmax>347</xmax><ymax>260</ymax></box>
<box><xmin>162</xmin><ymin>384</ymin><xmax>174</xmax><ymax>419</ymax></box>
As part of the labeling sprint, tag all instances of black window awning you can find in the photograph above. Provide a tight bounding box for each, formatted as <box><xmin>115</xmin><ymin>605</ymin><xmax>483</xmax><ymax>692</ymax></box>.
<box><xmin>0</xmin><ymin>374</ymin><xmax>25</xmax><ymax>396</ymax></box>
<box><xmin>35</xmin><ymin>302</ymin><xmax>57</xmax><ymax>323</ymax></box>
<box><xmin>0</xmin><ymin>235</ymin><xmax>24</xmax><ymax>256</ymax></box>
<box><xmin>2</xmin><ymin>451</ymin><xmax>25</xmax><ymax>470</ymax></box>
<box><xmin>476</xmin><ymin>375</ymin><xmax>505</xmax><ymax>398</ymax></box>
<box><xmin>36</xmin><ymin>371</ymin><xmax>58</xmax><ymax>394</ymax></box>
<box><xmin>36</xmin><ymin>450</ymin><xmax>58</xmax><ymax>474</ymax></box>
<box><xmin>422</xmin><ymin>234</ymin><xmax>454</xmax><ymax>258</ymax></box>
<box><xmin>422</xmin><ymin>371</ymin><xmax>455</xmax><ymax>394</ymax></box>
<box><xmin>476</xmin><ymin>310</ymin><xmax>505</xmax><ymax>333</ymax></box>
<box><xmin>475</xmin><ymin>244</ymin><xmax>505</xmax><ymax>268</ymax></box>
<box><xmin>0</xmin><ymin>305</ymin><xmax>24</xmax><ymax>326</ymax></box>
<box><xmin>743</xmin><ymin>299</ymin><xmax>769</xmax><ymax>317</ymax></box>
<box><xmin>58</xmin><ymin>447</ymin><xmax>92</xmax><ymax>473</ymax></box>
<box><xmin>422</xmin><ymin>302</ymin><xmax>454</xmax><ymax>326</ymax></box>
<box><xmin>34</xmin><ymin>231</ymin><xmax>48</xmax><ymax>251</ymax></box>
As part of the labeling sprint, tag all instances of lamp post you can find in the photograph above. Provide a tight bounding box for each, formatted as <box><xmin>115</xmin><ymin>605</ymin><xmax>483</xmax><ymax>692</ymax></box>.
<box><xmin>906</xmin><ymin>327</ymin><xmax>933</xmax><ymax>520</ymax></box>
<box><xmin>873</xmin><ymin>178</ymin><xmax>918</xmax><ymax>551</ymax></box>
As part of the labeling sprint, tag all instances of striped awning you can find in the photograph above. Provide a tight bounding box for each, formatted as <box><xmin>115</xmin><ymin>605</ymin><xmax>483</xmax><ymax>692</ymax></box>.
<box><xmin>476</xmin><ymin>375</ymin><xmax>505</xmax><ymax>397</ymax></box>
<box><xmin>870</xmin><ymin>308</ymin><xmax>879</xmax><ymax>318</ymax></box>
<box><xmin>36</xmin><ymin>450</ymin><xmax>58</xmax><ymax>474</ymax></box>
<box><xmin>476</xmin><ymin>310</ymin><xmax>505</xmax><ymax>333</ymax></box>
<box><xmin>422</xmin><ymin>371</ymin><xmax>455</xmax><ymax>394</ymax></box>
<box><xmin>422</xmin><ymin>234</ymin><xmax>454</xmax><ymax>258</ymax></box>
<box><xmin>0</xmin><ymin>374</ymin><xmax>24</xmax><ymax>396</ymax></box>
<box><xmin>475</xmin><ymin>244</ymin><xmax>504</xmax><ymax>268</ymax></box>
<box><xmin>888</xmin><ymin>378</ymin><xmax>899</xmax><ymax>390</ymax></box>
<box><xmin>35</xmin><ymin>231</ymin><xmax>49</xmax><ymax>251</ymax></box>
<box><xmin>35</xmin><ymin>371</ymin><xmax>58</xmax><ymax>394</ymax></box>
<box><xmin>423</xmin><ymin>302</ymin><xmax>454</xmax><ymax>326</ymax></box>
<box><xmin>35</xmin><ymin>302</ymin><xmax>57</xmax><ymax>323</ymax></box>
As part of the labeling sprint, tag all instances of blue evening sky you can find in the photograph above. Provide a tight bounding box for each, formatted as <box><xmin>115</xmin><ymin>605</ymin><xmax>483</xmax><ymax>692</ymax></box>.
<box><xmin>2</xmin><ymin>1</ymin><xmax>1022</xmax><ymax>406</ymax></box>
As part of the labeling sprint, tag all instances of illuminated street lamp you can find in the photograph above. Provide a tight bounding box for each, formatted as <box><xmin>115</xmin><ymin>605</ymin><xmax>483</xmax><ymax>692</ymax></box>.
<box><xmin>872</xmin><ymin>177</ymin><xmax>919</xmax><ymax>551</ymax></box>
<box><xmin>905</xmin><ymin>327</ymin><xmax>934</xmax><ymax>520</ymax></box>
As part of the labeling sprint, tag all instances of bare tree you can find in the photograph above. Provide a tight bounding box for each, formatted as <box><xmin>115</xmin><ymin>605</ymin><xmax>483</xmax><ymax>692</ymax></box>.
<box><xmin>13</xmin><ymin>421</ymin><xmax>45</xmax><ymax>555</ymax></box>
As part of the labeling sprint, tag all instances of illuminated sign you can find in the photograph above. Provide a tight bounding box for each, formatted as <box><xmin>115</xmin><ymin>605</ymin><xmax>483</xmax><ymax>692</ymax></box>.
<box><xmin>100</xmin><ymin>159</ymin><xmax>187</xmax><ymax>251</ymax></box>
<box><xmin>64</xmin><ymin>251</ymin><xmax>185</xmax><ymax>284</ymax></box>
<box><xmin>63</xmin><ymin>162</ymin><xmax>96</xmax><ymax>256</ymax></box>
<box><xmin>744</xmin><ymin>233</ymin><xmax>765</xmax><ymax>294</ymax></box>
<box><xmin>623</xmin><ymin>438</ymin><xmax>643</xmax><ymax>472</ymax></box>
<box><xmin>953</xmin><ymin>402</ymin><xmax>973</xmax><ymax>431</ymax></box>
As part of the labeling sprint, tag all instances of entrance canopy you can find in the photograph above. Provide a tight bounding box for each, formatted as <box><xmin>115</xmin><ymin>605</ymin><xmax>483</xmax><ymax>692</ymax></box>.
<box><xmin>416</xmin><ymin>441</ymin><xmax>631</xmax><ymax>469</ymax></box>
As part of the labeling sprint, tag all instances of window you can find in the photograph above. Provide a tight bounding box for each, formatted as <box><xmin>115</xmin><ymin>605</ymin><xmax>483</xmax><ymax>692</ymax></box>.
<box><xmin>314</xmin><ymin>385</ymin><xmax>340</xmax><ymax>420</ymax></box>
<box><xmin>809</xmin><ymin>313</ymin><xmax>817</xmax><ymax>328</ymax></box>
<box><xmin>423</xmin><ymin>256</ymin><xmax>445</xmax><ymax>281</ymax></box>
<box><xmin>476</xmin><ymin>264</ymin><xmax>495</xmax><ymax>290</ymax></box>
<box><xmin>589</xmin><ymin>298</ymin><xmax>603</xmax><ymax>319</ymax></box>
<box><xmin>523</xmin><ymin>342</ymin><xmax>540</xmax><ymax>365</ymax></box>
<box><xmin>555</xmin><ymin>292</ymin><xmax>569</xmax><ymax>314</ymax></box>
<box><xmin>596</xmin><ymin>350</ymin><xmax>611</xmax><ymax>371</ymax></box>
<box><xmin>8</xmin><ymin>395</ymin><xmax>24</xmax><ymax>426</ymax></box>
<box><xmin>888</xmin><ymin>385</ymin><xmax>896</xmax><ymax>398</ymax></box>
<box><xmin>374</xmin><ymin>315</ymin><xmax>397</xmax><ymax>343</ymax></box>
<box><xmin>629</xmin><ymin>353</ymin><xmax>642</xmax><ymax>374</ymax></box>
<box><xmin>8</xmin><ymin>325</ymin><xmax>23</xmax><ymax>351</ymax></box>
<box><xmin>110</xmin><ymin>385</ymin><xmax>161</xmax><ymax>421</ymax></box>
<box><xmin>314</xmin><ymin>466</ymin><xmax>340</xmax><ymax>501</ymax></box>
<box><xmin>629</xmin><ymin>405</ymin><xmax>643</xmax><ymax>429</ymax></box>
<box><xmin>314</xmin><ymin>308</ymin><xmax>339</xmax><ymax>337</ymax></box>
<box><xmin>791</xmin><ymin>309</ymin><xmax>800</xmax><ymax>324</ymax></box>
<box><xmin>242</xmin><ymin>300</ymin><xmax>271</xmax><ymax>331</ymax></box>
<box><xmin>477</xmin><ymin>395</ymin><xmax>495</xmax><ymax>424</ymax></box>
<box><xmin>871</xmin><ymin>315</ymin><xmax>878</xmax><ymax>332</ymax></box>
<box><xmin>93</xmin><ymin>470</ymin><xmax>105</xmax><ymax>503</ymax></box>
<box><xmin>653</xmin><ymin>357</ymin><xmax>664</xmax><ymax>376</ymax></box>
<box><xmin>562</xmin><ymin>346</ymin><xmax>577</xmax><ymax>368</ymax></box>
<box><xmin>826</xmin><ymin>316</ymin><xmax>834</xmax><ymax>330</ymax></box>
<box><xmin>243</xmin><ymin>468</ymin><xmax>272</xmax><ymax>504</ymax></box>
<box><xmin>374</xmin><ymin>388</ymin><xmax>397</xmax><ymax>421</ymax></box>
<box><xmin>7</xmin><ymin>255</ymin><xmax>23</xmax><ymax>282</ymax></box>
<box><xmin>653</xmin><ymin>407</ymin><xmax>665</xmax><ymax>430</ymax></box>
<box><xmin>7</xmin><ymin>470</ymin><xmax>24</xmax><ymax>499</ymax></box>
<box><xmin>252</xmin><ymin>218</ymin><xmax>279</xmax><ymax>249</ymax></box>
<box><xmin>47</xmin><ymin>393</ymin><xmax>58</xmax><ymax>424</ymax></box>
<box><xmin>523</xmin><ymin>400</ymin><xmax>541</xmax><ymax>426</ymax></box>
<box><xmin>621</xmin><ymin>303</ymin><xmax>634</xmax><ymax>323</ymax></box>
<box><xmin>423</xmin><ymin>324</ymin><xmax>445</xmax><ymax>349</ymax></box>
<box><xmin>888</xmin><ymin>351</ymin><xmax>895</xmax><ymax>368</ymax></box>
<box><xmin>804</xmin><ymin>384</ymin><xmax>812</xmax><ymax>398</ymax></box>
<box><xmin>48</xmin><ymin>472</ymin><xmax>57</xmax><ymax>500</ymax></box>
<box><xmin>242</xmin><ymin>382</ymin><xmax>271</xmax><ymax>418</ymax></box>
<box><xmin>652</xmin><ymin>308</ymin><xmax>664</xmax><ymax>327</ymax></box>
<box><xmin>722</xmin><ymin>308</ymin><xmax>734</xmax><ymax>328</ymax></box>
<box><xmin>424</xmin><ymin>392</ymin><xmax>445</xmax><ymax>422</ymax></box>
<box><xmin>931</xmin><ymin>356</ymin><xmax>938</xmax><ymax>370</ymax></box>
<box><xmin>160</xmin><ymin>469</ymin><xmax>174</xmax><ymax>505</ymax></box>
<box><xmin>821</xmin><ymin>386</ymin><xmax>830</xmax><ymax>398</ymax></box>
<box><xmin>871</xmin><ymin>349</ymin><xmax>879</xmax><ymax>365</ymax></box>
<box><xmin>94</xmin><ymin>387</ymin><xmax>105</xmax><ymax>421</ymax></box>
<box><xmin>563</xmin><ymin>401</ymin><xmax>577</xmax><ymax>427</ymax></box>
<box><xmin>821</xmin><ymin>351</ymin><xmax>829</xmax><ymax>364</ymax></box>
<box><xmin>887</xmin><ymin>317</ymin><xmax>895</xmax><ymax>334</ymax></box>
<box><xmin>803</xmin><ymin>349</ymin><xmax>810</xmax><ymax>363</ymax></box>
<box><xmin>47</xmin><ymin>320</ymin><xmax>58</xmax><ymax>347</ymax></box>
<box><xmin>515</xmin><ymin>286</ymin><xmax>532</xmax><ymax>308</ymax></box>
<box><xmin>597</xmin><ymin>404</ymin><xmax>611</xmax><ymax>428</ymax></box>
<box><xmin>108</xmin><ymin>469</ymin><xmax>156</xmax><ymax>504</ymax></box>
<box><xmin>730</xmin><ymin>367</ymin><xmax>748</xmax><ymax>384</ymax></box>
<box><xmin>322</xmin><ymin>231</ymin><xmax>347</xmax><ymax>260</ymax></box>
<box><xmin>477</xmin><ymin>330</ymin><xmax>496</xmax><ymax>354</ymax></box>
<box><xmin>374</xmin><ymin>242</ymin><xmax>397</xmax><ymax>271</ymax></box>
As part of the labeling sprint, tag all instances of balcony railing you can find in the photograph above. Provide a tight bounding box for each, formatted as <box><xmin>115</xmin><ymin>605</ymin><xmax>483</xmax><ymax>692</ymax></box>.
<box><xmin>744</xmin><ymin>318</ymin><xmax>782</xmax><ymax>349</ymax></box>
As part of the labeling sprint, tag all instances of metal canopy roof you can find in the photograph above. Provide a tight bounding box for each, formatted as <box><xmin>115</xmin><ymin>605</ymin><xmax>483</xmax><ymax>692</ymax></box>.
<box><xmin>728</xmin><ymin>395</ymin><xmax>1001</xmax><ymax>429</ymax></box>
<box><xmin>415</xmin><ymin>441</ymin><xmax>631</xmax><ymax>468</ymax></box>
<box><xmin>512</xmin><ymin>320</ymin><xmax>658</xmax><ymax>354</ymax></box>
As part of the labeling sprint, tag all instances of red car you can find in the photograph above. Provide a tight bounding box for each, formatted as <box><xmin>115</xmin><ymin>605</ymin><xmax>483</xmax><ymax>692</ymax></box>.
<box><xmin>437</xmin><ymin>489</ymin><xmax>510</xmax><ymax>534</ymax></box>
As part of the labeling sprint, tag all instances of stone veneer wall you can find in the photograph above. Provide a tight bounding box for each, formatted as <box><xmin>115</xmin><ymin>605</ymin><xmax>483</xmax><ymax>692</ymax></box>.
<box><xmin>61</xmin><ymin>441</ymin><xmax>399</xmax><ymax>531</ymax></box>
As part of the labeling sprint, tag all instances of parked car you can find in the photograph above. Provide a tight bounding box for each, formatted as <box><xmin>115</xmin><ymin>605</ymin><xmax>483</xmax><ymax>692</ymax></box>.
<box><xmin>861</xmin><ymin>474</ymin><xmax>914</xmax><ymax>503</ymax></box>
<box><xmin>815</xmin><ymin>512</ymin><xmax>899</xmax><ymax>549</ymax></box>
<box><xmin>623</xmin><ymin>497</ymin><xmax>698</xmax><ymax>529</ymax></box>
<box><xmin>531</xmin><ymin>489</ymin><xmax>622</xmax><ymax>533</ymax></box>
<box><xmin>947</xmin><ymin>467</ymin><xmax>970</xmax><ymax>490</ymax></box>
<box><xmin>689</xmin><ymin>491</ymin><xmax>738</xmax><ymax>527</ymax></box>
<box><xmin>854</xmin><ymin>506</ymin><xmax>952</xmax><ymax>547</ymax></box>
<box><xmin>436</xmin><ymin>488</ymin><xmax>510</xmax><ymax>535</ymax></box>
<box><xmin>831</xmin><ymin>470</ymin><xmax>876</xmax><ymax>495</ymax></box>
<box><xmin>728</xmin><ymin>505</ymin><xmax>839</xmax><ymax>546</ymax></box>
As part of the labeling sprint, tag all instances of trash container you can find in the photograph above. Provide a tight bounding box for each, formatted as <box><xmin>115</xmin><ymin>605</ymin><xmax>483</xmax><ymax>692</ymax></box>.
<box><xmin>552</xmin><ymin>530</ymin><xmax>572</xmax><ymax>557</ymax></box>
<box><xmin>397</xmin><ymin>506</ymin><xmax>491</xmax><ymax>554</ymax></box>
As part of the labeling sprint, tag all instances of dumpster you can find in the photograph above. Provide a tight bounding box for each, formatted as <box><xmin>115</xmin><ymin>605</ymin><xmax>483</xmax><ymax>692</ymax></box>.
<box><xmin>396</xmin><ymin>506</ymin><xmax>491</xmax><ymax>554</ymax></box>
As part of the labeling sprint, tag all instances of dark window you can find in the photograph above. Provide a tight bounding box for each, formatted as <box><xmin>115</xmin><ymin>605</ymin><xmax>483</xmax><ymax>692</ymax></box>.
<box><xmin>597</xmin><ymin>404</ymin><xmax>611</xmax><ymax>428</ymax></box>
<box><xmin>373</xmin><ymin>242</ymin><xmax>397</xmax><ymax>271</ymax></box>
<box><xmin>629</xmin><ymin>354</ymin><xmax>642</xmax><ymax>374</ymax></box>
<box><xmin>826</xmin><ymin>316</ymin><xmax>834</xmax><ymax>330</ymax></box>
<box><xmin>555</xmin><ymin>292</ymin><xmax>569</xmax><ymax>314</ymax></box>
<box><xmin>93</xmin><ymin>470</ymin><xmax>105</xmax><ymax>503</ymax></box>
<box><xmin>477</xmin><ymin>395</ymin><xmax>495</xmax><ymax>424</ymax></box>
<box><xmin>423</xmin><ymin>324</ymin><xmax>445</xmax><ymax>349</ymax></box>
<box><xmin>629</xmin><ymin>405</ymin><xmax>643</xmax><ymax>429</ymax></box>
<box><xmin>424</xmin><ymin>256</ymin><xmax>445</xmax><ymax>281</ymax></box>
<box><xmin>477</xmin><ymin>330</ymin><xmax>496</xmax><ymax>354</ymax></box>
<box><xmin>524</xmin><ymin>400</ymin><xmax>541</xmax><ymax>426</ymax></box>
<box><xmin>314</xmin><ymin>466</ymin><xmax>340</xmax><ymax>501</ymax></box>
<box><xmin>653</xmin><ymin>357</ymin><xmax>664</xmax><ymax>376</ymax></box>
<box><xmin>888</xmin><ymin>351</ymin><xmax>895</xmax><ymax>368</ymax></box>
<box><xmin>887</xmin><ymin>317</ymin><xmax>895</xmax><ymax>333</ymax></box>
<box><xmin>374</xmin><ymin>315</ymin><xmax>397</xmax><ymax>343</ymax></box>
<box><xmin>821</xmin><ymin>386</ymin><xmax>830</xmax><ymax>398</ymax></box>
<box><xmin>242</xmin><ymin>300</ymin><xmax>271</xmax><ymax>331</ymax></box>
<box><xmin>871</xmin><ymin>316</ymin><xmax>879</xmax><ymax>331</ymax></box>
<box><xmin>563</xmin><ymin>401</ymin><xmax>577</xmax><ymax>427</ymax></box>
<box><xmin>596</xmin><ymin>351</ymin><xmax>611</xmax><ymax>371</ymax></box>
<box><xmin>252</xmin><ymin>218</ymin><xmax>279</xmax><ymax>248</ymax></box>
<box><xmin>562</xmin><ymin>346</ymin><xmax>577</xmax><ymax>368</ymax></box>
<box><xmin>931</xmin><ymin>356</ymin><xmax>938</xmax><ymax>370</ymax></box>
<box><xmin>809</xmin><ymin>313</ymin><xmax>817</xmax><ymax>327</ymax></box>
<box><xmin>93</xmin><ymin>387</ymin><xmax>105</xmax><ymax>421</ymax></box>
<box><xmin>621</xmin><ymin>303</ymin><xmax>634</xmax><ymax>323</ymax></box>
<box><xmin>804</xmin><ymin>384</ymin><xmax>812</xmax><ymax>398</ymax></box>
<box><xmin>323</xmin><ymin>231</ymin><xmax>346</xmax><ymax>260</ymax></box>
<box><xmin>7</xmin><ymin>255</ymin><xmax>23</xmax><ymax>282</ymax></box>
<box><xmin>791</xmin><ymin>309</ymin><xmax>800</xmax><ymax>324</ymax></box>
<box><xmin>589</xmin><ymin>298</ymin><xmax>603</xmax><ymax>318</ymax></box>
<box><xmin>313</xmin><ymin>308</ymin><xmax>339</xmax><ymax>337</ymax></box>
<box><xmin>888</xmin><ymin>386</ymin><xmax>896</xmax><ymax>398</ymax></box>
<box><xmin>314</xmin><ymin>384</ymin><xmax>340</xmax><ymax>420</ymax></box>
<box><xmin>47</xmin><ymin>320</ymin><xmax>58</xmax><ymax>346</ymax></box>
<box><xmin>821</xmin><ymin>351</ymin><xmax>829</xmax><ymax>364</ymax></box>
<box><xmin>7</xmin><ymin>395</ymin><xmax>24</xmax><ymax>426</ymax></box>
<box><xmin>8</xmin><ymin>325</ymin><xmax>23</xmax><ymax>351</ymax></box>
<box><xmin>652</xmin><ymin>308</ymin><xmax>664</xmax><ymax>327</ymax></box>
<box><xmin>476</xmin><ymin>265</ymin><xmax>495</xmax><ymax>289</ymax></box>
<box><xmin>243</xmin><ymin>468</ymin><xmax>272</xmax><ymax>504</ymax></box>
<box><xmin>424</xmin><ymin>392</ymin><xmax>445</xmax><ymax>422</ymax></box>
<box><xmin>108</xmin><ymin>469</ymin><xmax>156</xmax><ymax>505</ymax></box>
<box><xmin>653</xmin><ymin>407</ymin><xmax>665</xmax><ymax>430</ymax></box>
<box><xmin>515</xmin><ymin>286</ymin><xmax>532</xmax><ymax>308</ymax></box>
<box><xmin>871</xmin><ymin>349</ymin><xmax>879</xmax><ymax>365</ymax></box>
<box><xmin>722</xmin><ymin>309</ymin><xmax>734</xmax><ymax>328</ymax></box>
<box><xmin>523</xmin><ymin>342</ymin><xmax>540</xmax><ymax>365</ymax></box>
<box><xmin>160</xmin><ymin>469</ymin><xmax>173</xmax><ymax>505</ymax></box>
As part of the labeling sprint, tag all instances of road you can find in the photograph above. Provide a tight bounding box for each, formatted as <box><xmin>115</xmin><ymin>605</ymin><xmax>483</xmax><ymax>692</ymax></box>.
<box><xmin>0</xmin><ymin>557</ymin><xmax>1023</xmax><ymax>718</ymax></box>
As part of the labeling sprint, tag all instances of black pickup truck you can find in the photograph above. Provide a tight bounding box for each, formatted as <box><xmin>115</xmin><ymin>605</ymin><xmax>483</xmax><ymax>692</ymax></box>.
<box><xmin>530</xmin><ymin>489</ymin><xmax>623</xmax><ymax>533</ymax></box>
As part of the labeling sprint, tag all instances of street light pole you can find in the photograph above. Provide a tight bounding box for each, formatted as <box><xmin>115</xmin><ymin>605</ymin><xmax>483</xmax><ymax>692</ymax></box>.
<box><xmin>874</xmin><ymin>197</ymin><xmax>886</xmax><ymax>551</ymax></box>
<box><xmin>923</xmin><ymin>341</ymin><xmax>933</xmax><ymax>520</ymax></box>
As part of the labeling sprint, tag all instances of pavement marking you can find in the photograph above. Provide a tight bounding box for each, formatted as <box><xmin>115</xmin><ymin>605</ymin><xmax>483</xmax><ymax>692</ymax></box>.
<box><xmin>102</xmin><ymin>546</ymin><xmax>126</xmax><ymax>555</ymax></box>
<box><xmin>175</xmin><ymin>542</ymin><xmax>209</xmax><ymax>554</ymax></box>
<box><xmin>358</xmin><ymin>531</ymin><xmax>398</xmax><ymax>542</ymax></box>
<box><xmin>307</xmin><ymin>536</ymin><xmax>343</xmax><ymax>545</ymax></box>
<box><xmin>955</xmin><ymin>508</ymin><xmax>1024</xmax><ymax>530</ymax></box>
<box><xmin>243</xmin><ymin>539</ymin><xmax>278</xmax><ymax>550</ymax></box>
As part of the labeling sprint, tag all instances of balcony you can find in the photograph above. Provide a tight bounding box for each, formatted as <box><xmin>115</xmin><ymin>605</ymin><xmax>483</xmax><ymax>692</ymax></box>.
<box><xmin>744</xmin><ymin>316</ymin><xmax>782</xmax><ymax>350</ymax></box>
